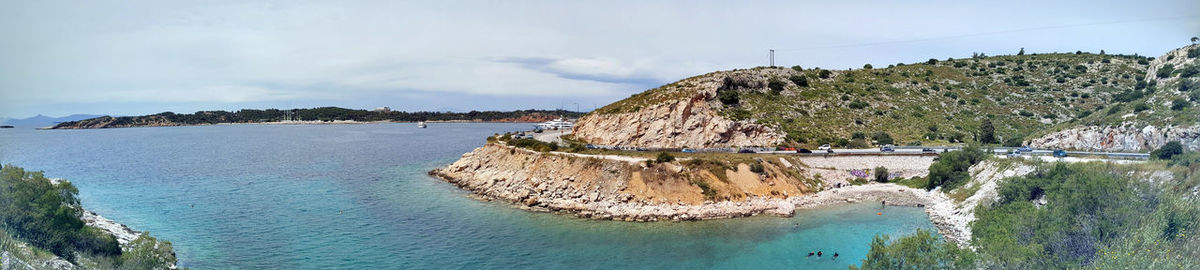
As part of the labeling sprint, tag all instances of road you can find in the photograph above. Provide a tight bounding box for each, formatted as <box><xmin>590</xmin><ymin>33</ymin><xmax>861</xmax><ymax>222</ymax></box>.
<box><xmin>528</xmin><ymin>130</ymin><xmax>1150</xmax><ymax>160</ymax></box>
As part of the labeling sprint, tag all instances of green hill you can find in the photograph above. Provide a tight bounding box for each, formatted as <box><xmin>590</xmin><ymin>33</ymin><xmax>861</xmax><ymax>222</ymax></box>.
<box><xmin>585</xmin><ymin>45</ymin><xmax>1200</xmax><ymax>148</ymax></box>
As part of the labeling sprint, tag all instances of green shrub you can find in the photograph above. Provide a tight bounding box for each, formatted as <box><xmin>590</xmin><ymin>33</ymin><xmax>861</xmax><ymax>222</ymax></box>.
<box><xmin>788</xmin><ymin>75</ymin><xmax>809</xmax><ymax>87</ymax></box>
<box><xmin>863</xmin><ymin>63</ymin><xmax>873</xmax><ymax>69</ymax></box>
<box><xmin>1178</xmin><ymin>65</ymin><xmax>1200</xmax><ymax>78</ymax></box>
<box><xmin>818</xmin><ymin>69</ymin><xmax>833</xmax><ymax>79</ymax></box>
<box><xmin>1134</xmin><ymin>103</ymin><xmax>1150</xmax><ymax>112</ymax></box>
<box><xmin>767</xmin><ymin>78</ymin><xmax>786</xmax><ymax>94</ymax></box>
<box><xmin>717</xmin><ymin>89</ymin><xmax>739</xmax><ymax>105</ymax></box>
<box><xmin>1171</xmin><ymin>98</ymin><xmax>1189</xmax><ymax>111</ymax></box>
<box><xmin>1157</xmin><ymin>64</ymin><xmax>1175</xmax><ymax>78</ymax></box>
<box><xmin>925</xmin><ymin>144</ymin><xmax>986</xmax><ymax>190</ymax></box>
<box><xmin>1189</xmin><ymin>47</ymin><xmax>1200</xmax><ymax>58</ymax></box>
<box><xmin>749</xmin><ymin>163</ymin><xmax>765</xmax><ymax>174</ymax></box>
<box><xmin>848</xmin><ymin>100</ymin><xmax>869</xmax><ymax>109</ymax></box>
<box><xmin>655</xmin><ymin>152</ymin><xmax>676</xmax><ymax>163</ymax></box>
<box><xmin>873</xmin><ymin>167</ymin><xmax>889</xmax><ymax>182</ymax></box>
<box><xmin>871</xmin><ymin>132</ymin><xmax>894</xmax><ymax>145</ymax></box>
<box><xmin>1151</xmin><ymin>141</ymin><xmax>1183</xmax><ymax>160</ymax></box>
<box><xmin>851</xmin><ymin>229</ymin><xmax>975</xmax><ymax>270</ymax></box>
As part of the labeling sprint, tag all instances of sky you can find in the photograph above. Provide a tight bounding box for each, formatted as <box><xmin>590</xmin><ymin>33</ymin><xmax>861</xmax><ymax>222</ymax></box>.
<box><xmin>1</xmin><ymin>0</ymin><xmax>1198</xmax><ymax>118</ymax></box>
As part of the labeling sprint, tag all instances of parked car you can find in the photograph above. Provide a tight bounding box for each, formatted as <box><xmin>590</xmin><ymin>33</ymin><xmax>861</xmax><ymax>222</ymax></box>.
<box><xmin>1053</xmin><ymin>149</ymin><xmax>1068</xmax><ymax>157</ymax></box>
<box><xmin>1007</xmin><ymin>150</ymin><xmax>1022</xmax><ymax>158</ymax></box>
<box><xmin>635</xmin><ymin>147</ymin><xmax>649</xmax><ymax>152</ymax></box>
<box><xmin>1018</xmin><ymin>145</ymin><xmax>1033</xmax><ymax>152</ymax></box>
<box><xmin>921</xmin><ymin>147</ymin><xmax>935</xmax><ymax>152</ymax></box>
<box><xmin>796</xmin><ymin>148</ymin><xmax>812</xmax><ymax>153</ymax></box>
<box><xmin>880</xmin><ymin>144</ymin><xmax>895</xmax><ymax>152</ymax></box>
<box><xmin>738</xmin><ymin>149</ymin><xmax>756</xmax><ymax>154</ymax></box>
<box><xmin>585</xmin><ymin>144</ymin><xmax>596</xmax><ymax>149</ymax></box>
<box><xmin>681</xmin><ymin>148</ymin><xmax>696</xmax><ymax>153</ymax></box>
<box><xmin>818</xmin><ymin>144</ymin><xmax>832</xmax><ymax>150</ymax></box>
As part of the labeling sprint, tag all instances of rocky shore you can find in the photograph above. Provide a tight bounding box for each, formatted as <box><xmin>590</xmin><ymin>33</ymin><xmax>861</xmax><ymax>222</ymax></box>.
<box><xmin>1029</xmin><ymin>125</ymin><xmax>1200</xmax><ymax>152</ymax></box>
<box><xmin>427</xmin><ymin>143</ymin><xmax>1005</xmax><ymax>245</ymax></box>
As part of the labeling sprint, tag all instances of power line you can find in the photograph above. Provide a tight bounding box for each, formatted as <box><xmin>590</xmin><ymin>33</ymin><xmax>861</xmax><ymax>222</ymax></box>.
<box><xmin>775</xmin><ymin>15</ymin><xmax>1199</xmax><ymax>52</ymax></box>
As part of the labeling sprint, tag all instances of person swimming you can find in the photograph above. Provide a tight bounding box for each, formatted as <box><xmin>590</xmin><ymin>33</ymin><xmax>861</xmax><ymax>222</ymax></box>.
<box><xmin>817</xmin><ymin>251</ymin><xmax>823</xmax><ymax>257</ymax></box>
<box><xmin>808</xmin><ymin>252</ymin><xmax>814</xmax><ymax>257</ymax></box>
<box><xmin>833</xmin><ymin>252</ymin><xmax>839</xmax><ymax>259</ymax></box>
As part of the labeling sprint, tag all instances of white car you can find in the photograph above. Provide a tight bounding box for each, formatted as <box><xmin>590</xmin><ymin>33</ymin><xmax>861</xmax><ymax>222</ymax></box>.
<box><xmin>818</xmin><ymin>144</ymin><xmax>832</xmax><ymax>150</ymax></box>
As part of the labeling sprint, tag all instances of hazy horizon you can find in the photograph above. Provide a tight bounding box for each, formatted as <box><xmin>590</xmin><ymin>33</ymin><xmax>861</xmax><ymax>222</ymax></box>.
<box><xmin>2</xmin><ymin>0</ymin><xmax>1198</xmax><ymax>119</ymax></box>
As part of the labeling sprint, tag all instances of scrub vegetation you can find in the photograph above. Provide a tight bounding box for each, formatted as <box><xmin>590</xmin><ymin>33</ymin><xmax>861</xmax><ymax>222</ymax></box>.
<box><xmin>0</xmin><ymin>164</ymin><xmax>179</xmax><ymax>269</ymax></box>
<box><xmin>854</xmin><ymin>151</ymin><xmax>1200</xmax><ymax>269</ymax></box>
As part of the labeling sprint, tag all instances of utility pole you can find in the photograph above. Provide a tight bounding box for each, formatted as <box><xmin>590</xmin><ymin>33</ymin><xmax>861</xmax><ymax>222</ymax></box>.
<box><xmin>769</xmin><ymin>49</ymin><xmax>775</xmax><ymax>67</ymax></box>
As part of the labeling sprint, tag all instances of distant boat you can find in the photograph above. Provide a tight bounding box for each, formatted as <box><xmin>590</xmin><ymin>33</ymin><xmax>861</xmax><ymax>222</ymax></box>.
<box><xmin>534</xmin><ymin>118</ymin><xmax>573</xmax><ymax>130</ymax></box>
<box><xmin>417</xmin><ymin>121</ymin><xmax>427</xmax><ymax>128</ymax></box>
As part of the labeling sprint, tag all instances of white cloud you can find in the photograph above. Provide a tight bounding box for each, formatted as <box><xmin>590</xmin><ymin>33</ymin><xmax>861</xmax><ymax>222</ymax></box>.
<box><xmin>0</xmin><ymin>0</ymin><xmax>1196</xmax><ymax>117</ymax></box>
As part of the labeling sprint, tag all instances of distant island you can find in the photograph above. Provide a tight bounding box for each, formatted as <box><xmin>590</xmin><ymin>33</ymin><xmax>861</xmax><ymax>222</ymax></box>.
<box><xmin>49</xmin><ymin>107</ymin><xmax>584</xmax><ymax>129</ymax></box>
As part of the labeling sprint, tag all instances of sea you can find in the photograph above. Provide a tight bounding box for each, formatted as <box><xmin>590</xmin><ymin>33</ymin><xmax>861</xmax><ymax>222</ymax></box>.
<box><xmin>0</xmin><ymin>123</ymin><xmax>936</xmax><ymax>269</ymax></box>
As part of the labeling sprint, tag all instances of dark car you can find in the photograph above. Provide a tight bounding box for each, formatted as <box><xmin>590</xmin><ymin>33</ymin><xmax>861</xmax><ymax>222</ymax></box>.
<box><xmin>921</xmin><ymin>147</ymin><xmax>935</xmax><ymax>152</ymax></box>
<box><xmin>796</xmin><ymin>148</ymin><xmax>812</xmax><ymax>154</ymax></box>
<box><xmin>1053</xmin><ymin>149</ymin><xmax>1068</xmax><ymax>157</ymax></box>
<box><xmin>1018</xmin><ymin>145</ymin><xmax>1033</xmax><ymax>152</ymax></box>
<box><xmin>738</xmin><ymin>149</ymin><xmax>756</xmax><ymax>154</ymax></box>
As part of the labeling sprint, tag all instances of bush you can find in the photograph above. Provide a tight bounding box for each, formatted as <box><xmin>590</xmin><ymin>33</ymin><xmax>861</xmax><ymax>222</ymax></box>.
<box><xmin>873</xmin><ymin>167</ymin><xmax>889</xmax><ymax>182</ymax></box>
<box><xmin>749</xmin><ymin>163</ymin><xmax>765</xmax><ymax>174</ymax></box>
<box><xmin>1178</xmin><ymin>65</ymin><xmax>1199</xmax><ymax>78</ymax></box>
<box><xmin>852</xmin><ymin>229</ymin><xmax>975</xmax><ymax>270</ymax></box>
<box><xmin>1018</xmin><ymin>110</ymin><xmax>1034</xmax><ymax>117</ymax></box>
<box><xmin>1151</xmin><ymin>141</ymin><xmax>1183</xmax><ymax>160</ymax></box>
<box><xmin>717</xmin><ymin>88</ymin><xmax>739</xmax><ymax>105</ymax></box>
<box><xmin>925</xmin><ymin>144</ymin><xmax>986</xmax><ymax>190</ymax></box>
<box><xmin>655</xmin><ymin>152</ymin><xmax>676</xmax><ymax>163</ymax></box>
<box><xmin>818</xmin><ymin>69</ymin><xmax>833</xmax><ymax>79</ymax></box>
<box><xmin>767</xmin><ymin>78</ymin><xmax>786</xmax><ymax>94</ymax></box>
<box><xmin>848</xmin><ymin>100</ymin><xmax>869</xmax><ymax>109</ymax></box>
<box><xmin>1157</xmin><ymin>64</ymin><xmax>1175</xmax><ymax>78</ymax></box>
<box><xmin>788</xmin><ymin>75</ymin><xmax>809</xmax><ymax>87</ymax></box>
<box><xmin>1190</xmin><ymin>47</ymin><xmax>1200</xmax><ymax>58</ymax></box>
<box><xmin>978</xmin><ymin>163</ymin><xmax>1153</xmax><ymax>268</ymax></box>
<box><xmin>872</xmin><ymin>132</ymin><xmax>894</xmax><ymax>145</ymax></box>
<box><xmin>863</xmin><ymin>63</ymin><xmax>873</xmax><ymax>69</ymax></box>
<box><xmin>1134</xmin><ymin>103</ymin><xmax>1150</xmax><ymax>112</ymax></box>
<box><xmin>1181</xmin><ymin>79</ymin><xmax>1200</xmax><ymax>92</ymax></box>
<box><xmin>1171</xmin><ymin>98</ymin><xmax>1189</xmax><ymax>111</ymax></box>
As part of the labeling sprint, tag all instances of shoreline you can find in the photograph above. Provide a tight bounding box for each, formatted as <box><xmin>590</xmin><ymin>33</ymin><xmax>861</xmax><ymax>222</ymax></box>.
<box><xmin>41</xmin><ymin>120</ymin><xmax>544</xmax><ymax>130</ymax></box>
<box><xmin>429</xmin><ymin>169</ymin><xmax>968</xmax><ymax>242</ymax></box>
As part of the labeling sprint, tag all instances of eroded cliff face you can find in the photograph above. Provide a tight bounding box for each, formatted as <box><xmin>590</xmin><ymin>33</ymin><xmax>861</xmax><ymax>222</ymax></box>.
<box><xmin>573</xmin><ymin>69</ymin><xmax>790</xmax><ymax>148</ymax></box>
<box><xmin>429</xmin><ymin>144</ymin><xmax>817</xmax><ymax>221</ymax></box>
<box><xmin>1028</xmin><ymin>125</ymin><xmax>1200</xmax><ymax>152</ymax></box>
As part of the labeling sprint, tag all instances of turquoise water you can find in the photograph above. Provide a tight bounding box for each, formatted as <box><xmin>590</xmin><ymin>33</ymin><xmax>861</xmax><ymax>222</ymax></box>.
<box><xmin>0</xmin><ymin>124</ymin><xmax>936</xmax><ymax>269</ymax></box>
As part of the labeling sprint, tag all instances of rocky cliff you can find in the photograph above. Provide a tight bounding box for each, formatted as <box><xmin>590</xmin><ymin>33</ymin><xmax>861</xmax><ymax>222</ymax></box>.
<box><xmin>572</xmin><ymin>69</ymin><xmax>790</xmax><ymax>148</ymax></box>
<box><xmin>1028</xmin><ymin>44</ymin><xmax>1200</xmax><ymax>152</ymax></box>
<box><xmin>1028</xmin><ymin>125</ymin><xmax>1200</xmax><ymax>152</ymax></box>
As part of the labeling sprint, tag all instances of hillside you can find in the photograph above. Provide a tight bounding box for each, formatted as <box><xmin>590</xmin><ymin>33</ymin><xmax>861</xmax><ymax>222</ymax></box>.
<box><xmin>50</xmin><ymin>107</ymin><xmax>583</xmax><ymax>129</ymax></box>
<box><xmin>575</xmin><ymin>45</ymin><xmax>1200</xmax><ymax>151</ymax></box>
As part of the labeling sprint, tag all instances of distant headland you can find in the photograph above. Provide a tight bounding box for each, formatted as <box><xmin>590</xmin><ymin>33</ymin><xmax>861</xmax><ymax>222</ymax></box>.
<box><xmin>47</xmin><ymin>107</ymin><xmax>585</xmax><ymax>129</ymax></box>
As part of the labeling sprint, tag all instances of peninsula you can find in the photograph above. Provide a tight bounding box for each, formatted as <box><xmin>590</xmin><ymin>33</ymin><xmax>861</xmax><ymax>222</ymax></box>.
<box><xmin>48</xmin><ymin>107</ymin><xmax>584</xmax><ymax>129</ymax></box>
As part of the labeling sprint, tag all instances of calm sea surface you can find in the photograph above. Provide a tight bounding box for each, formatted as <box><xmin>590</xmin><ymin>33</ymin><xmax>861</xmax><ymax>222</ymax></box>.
<box><xmin>0</xmin><ymin>123</ymin><xmax>935</xmax><ymax>269</ymax></box>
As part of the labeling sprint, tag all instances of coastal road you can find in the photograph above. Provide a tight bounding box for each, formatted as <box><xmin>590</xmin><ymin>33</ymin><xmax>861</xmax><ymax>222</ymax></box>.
<box><xmin>533</xmin><ymin>129</ymin><xmax>571</xmax><ymax>145</ymax></box>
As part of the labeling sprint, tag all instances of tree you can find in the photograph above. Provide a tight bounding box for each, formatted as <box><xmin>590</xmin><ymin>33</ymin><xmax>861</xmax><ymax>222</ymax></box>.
<box><xmin>979</xmin><ymin>119</ymin><xmax>996</xmax><ymax>144</ymax></box>
<box><xmin>1191</xmin><ymin>36</ymin><xmax>1198</xmax><ymax>44</ymax></box>
<box><xmin>767</xmin><ymin>78</ymin><xmax>786</xmax><ymax>94</ymax></box>
<box><xmin>852</xmin><ymin>229</ymin><xmax>975</xmax><ymax>270</ymax></box>
<box><xmin>1151</xmin><ymin>141</ymin><xmax>1184</xmax><ymax>160</ymax></box>
<box><xmin>1017</xmin><ymin>47</ymin><xmax>1025</xmax><ymax>55</ymax></box>
<box><xmin>874</xmin><ymin>167</ymin><xmax>889</xmax><ymax>182</ymax></box>
<box><xmin>863</xmin><ymin>63</ymin><xmax>873</xmax><ymax>69</ymax></box>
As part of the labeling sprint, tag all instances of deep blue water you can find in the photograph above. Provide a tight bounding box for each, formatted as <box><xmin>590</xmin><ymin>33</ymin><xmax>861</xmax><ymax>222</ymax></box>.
<box><xmin>0</xmin><ymin>123</ymin><xmax>935</xmax><ymax>269</ymax></box>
